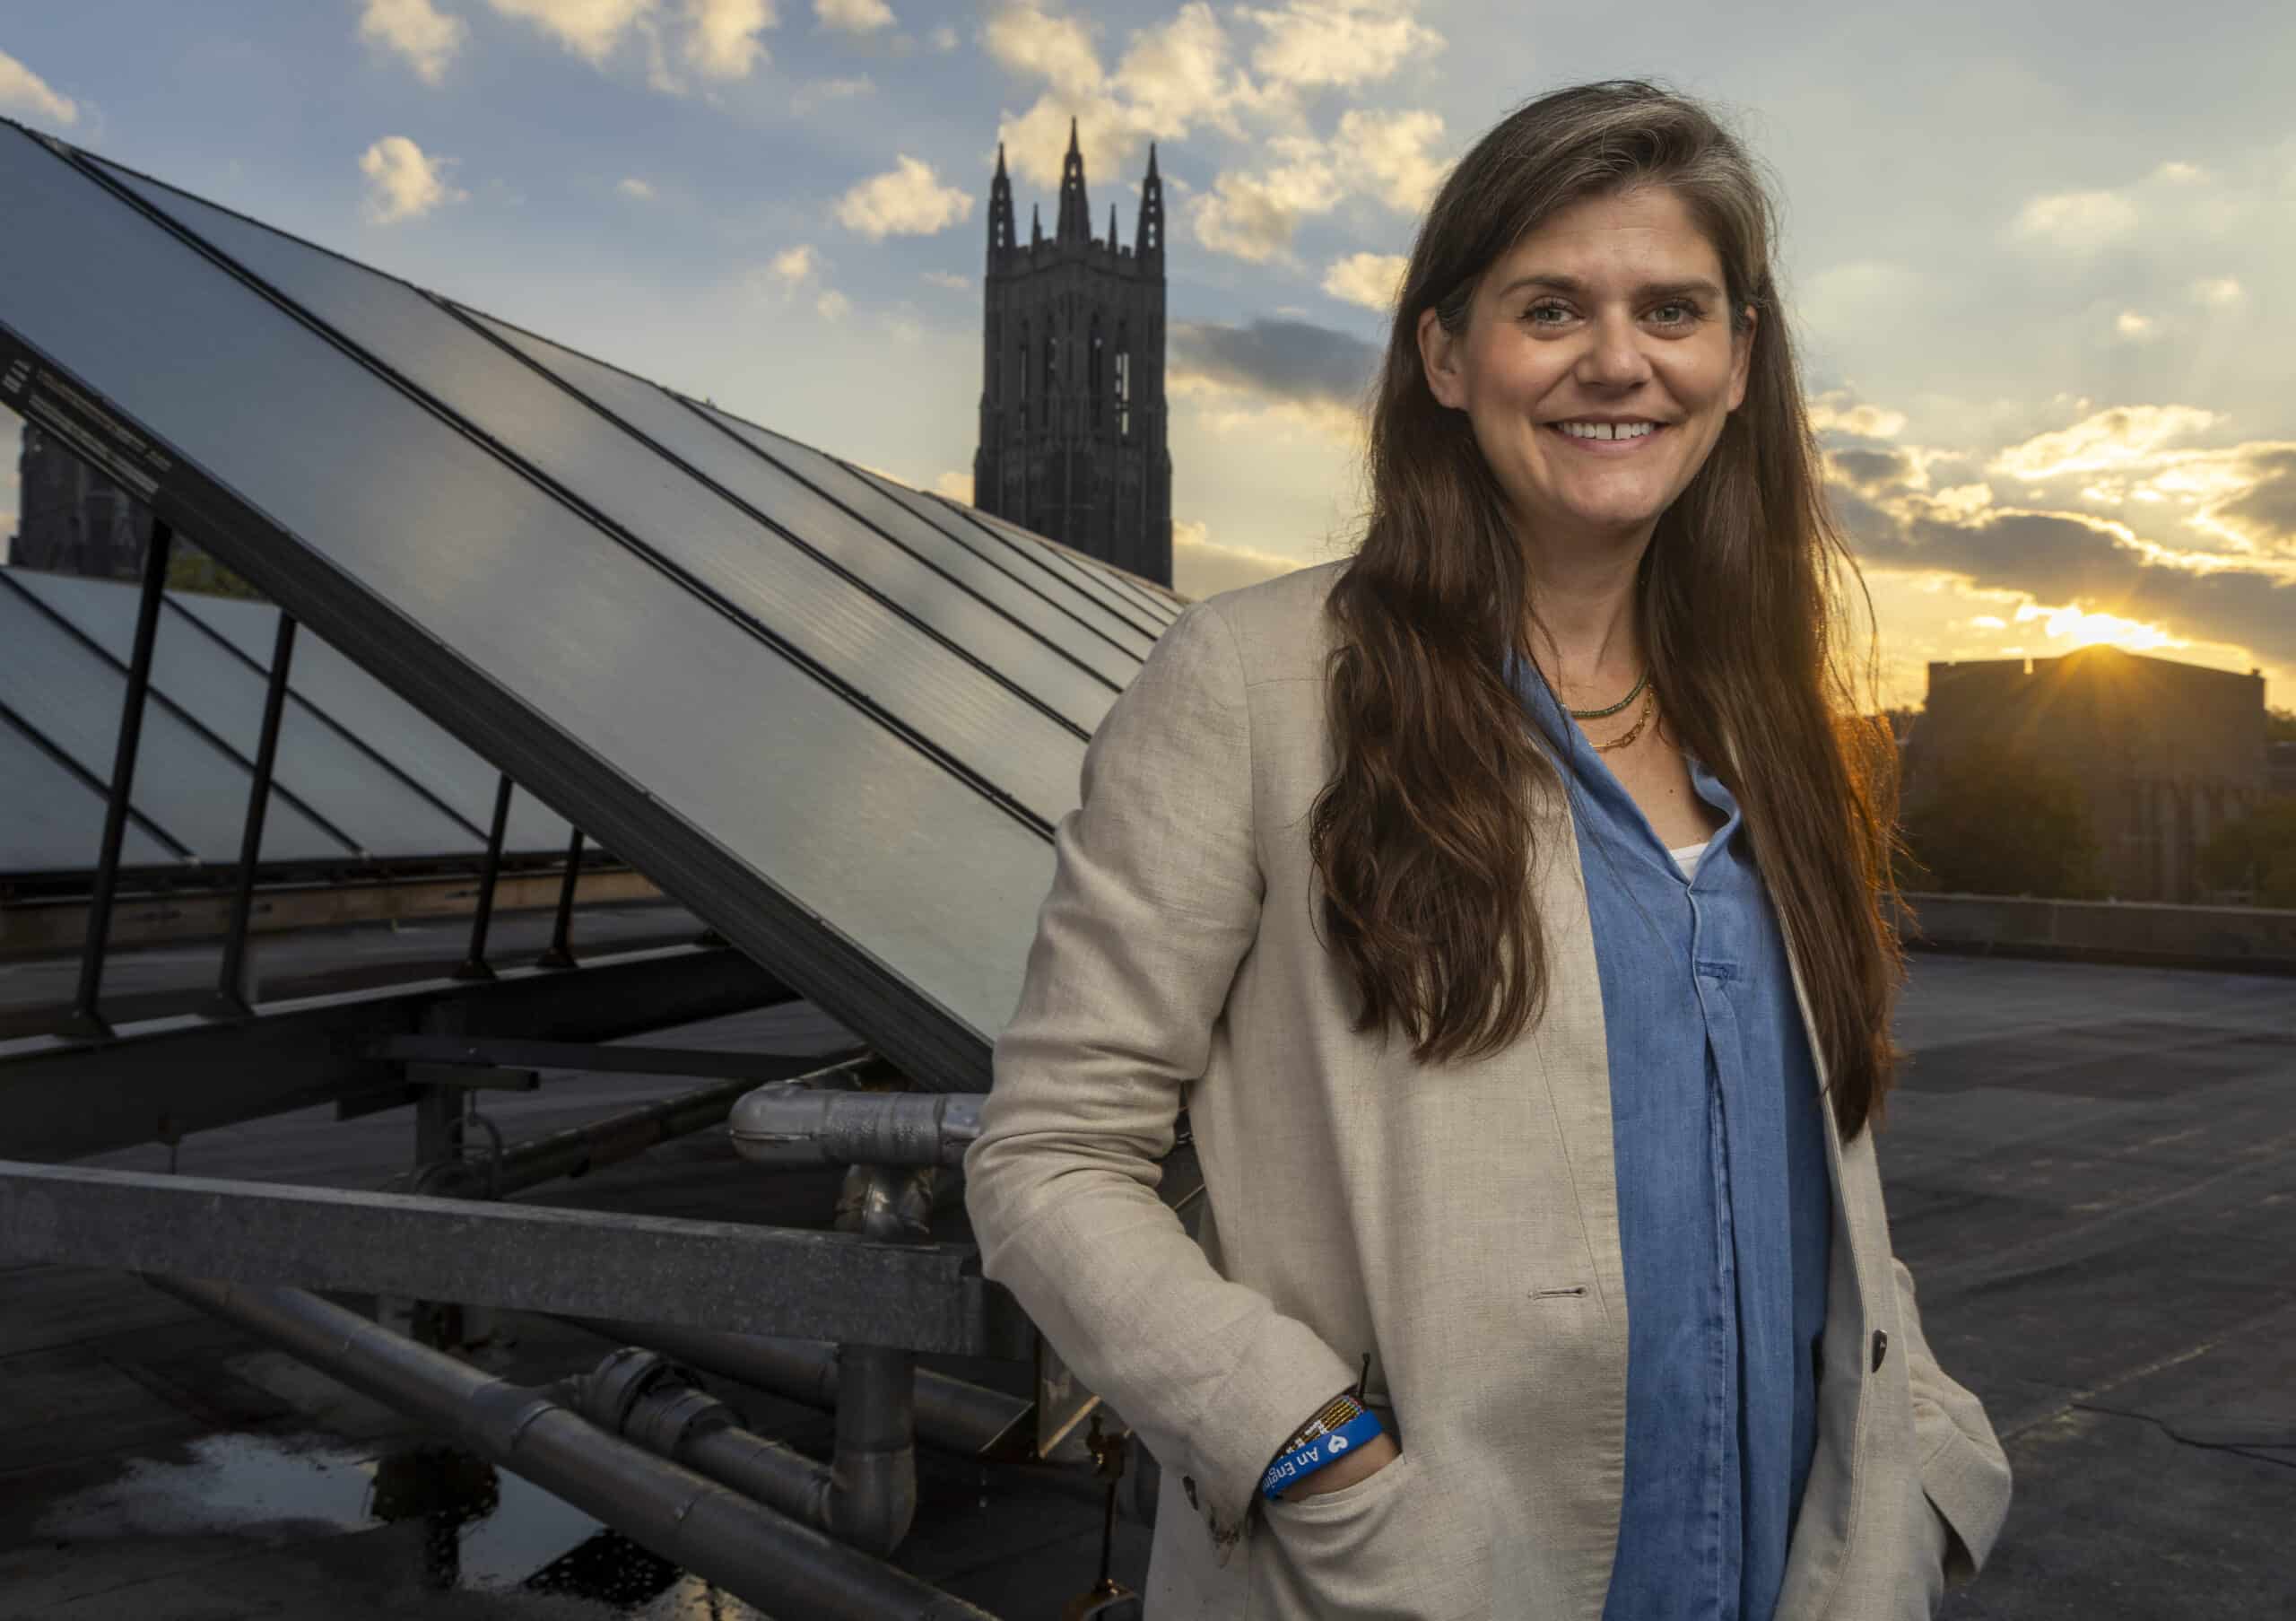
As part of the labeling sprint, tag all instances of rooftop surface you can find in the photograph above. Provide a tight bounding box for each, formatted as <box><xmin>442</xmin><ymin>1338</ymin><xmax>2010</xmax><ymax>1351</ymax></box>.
<box><xmin>0</xmin><ymin>939</ymin><xmax>2289</xmax><ymax>1618</ymax></box>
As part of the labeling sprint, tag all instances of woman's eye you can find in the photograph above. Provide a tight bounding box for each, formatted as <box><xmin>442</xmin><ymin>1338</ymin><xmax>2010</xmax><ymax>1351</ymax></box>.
<box><xmin>1651</xmin><ymin>301</ymin><xmax>1696</xmax><ymax>326</ymax></box>
<box><xmin>1525</xmin><ymin>302</ymin><xmax>1569</xmax><ymax>326</ymax></box>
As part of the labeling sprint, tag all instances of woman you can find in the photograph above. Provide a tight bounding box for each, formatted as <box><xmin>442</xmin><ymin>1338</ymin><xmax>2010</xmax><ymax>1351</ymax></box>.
<box><xmin>963</xmin><ymin>80</ymin><xmax>2010</xmax><ymax>1621</ymax></box>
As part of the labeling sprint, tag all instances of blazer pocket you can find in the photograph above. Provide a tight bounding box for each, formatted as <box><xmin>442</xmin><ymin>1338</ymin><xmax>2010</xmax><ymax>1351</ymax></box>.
<box><xmin>1255</xmin><ymin>1450</ymin><xmax>1464</xmax><ymax>1621</ymax></box>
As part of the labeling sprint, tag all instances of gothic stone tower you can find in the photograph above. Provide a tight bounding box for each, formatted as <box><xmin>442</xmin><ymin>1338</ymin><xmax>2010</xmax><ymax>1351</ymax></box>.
<box><xmin>973</xmin><ymin>120</ymin><xmax>1172</xmax><ymax>587</ymax></box>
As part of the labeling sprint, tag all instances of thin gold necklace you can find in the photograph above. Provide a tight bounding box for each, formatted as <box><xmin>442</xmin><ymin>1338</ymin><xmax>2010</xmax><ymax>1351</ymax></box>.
<box><xmin>1590</xmin><ymin>683</ymin><xmax>1657</xmax><ymax>754</ymax></box>
<box><xmin>1565</xmin><ymin>666</ymin><xmax>1649</xmax><ymax>720</ymax></box>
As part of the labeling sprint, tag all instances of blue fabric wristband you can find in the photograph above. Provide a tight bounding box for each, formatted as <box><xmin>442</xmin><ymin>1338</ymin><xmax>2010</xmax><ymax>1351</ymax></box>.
<box><xmin>1259</xmin><ymin>1407</ymin><xmax>1387</xmax><ymax>1500</ymax></box>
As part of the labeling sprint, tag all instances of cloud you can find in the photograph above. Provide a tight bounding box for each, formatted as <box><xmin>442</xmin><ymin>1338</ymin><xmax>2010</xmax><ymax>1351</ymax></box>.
<box><xmin>1991</xmin><ymin>405</ymin><xmax>2220</xmax><ymax>481</ymax></box>
<box><xmin>488</xmin><ymin>0</ymin><xmax>657</xmax><ymax>65</ymax></box>
<box><xmin>983</xmin><ymin>1</ymin><xmax>1102</xmax><ymax>98</ymax></box>
<box><xmin>1188</xmin><ymin>137</ymin><xmax>1344</xmax><ymax>263</ymax></box>
<box><xmin>2008</xmin><ymin>187</ymin><xmax>2140</xmax><ymax>253</ymax></box>
<box><xmin>816</xmin><ymin>0</ymin><xmax>894</xmax><ymax>31</ymax></box>
<box><xmin>1111</xmin><ymin>3</ymin><xmax>1265</xmax><ymax>143</ymax></box>
<box><xmin>756</xmin><ymin>242</ymin><xmax>822</xmax><ymax>293</ymax></box>
<box><xmin>833</xmin><ymin>155</ymin><xmax>972</xmax><ymax>239</ymax></box>
<box><xmin>2190</xmin><ymin>276</ymin><xmax>2243</xmax><ymax>306</ymax></box>
<box><xmin>2187</xmin><ymin>446</ymin><xmax>2296</xmax><ymax>555</ymax></box>
<box><xmin>1173</xmin><ymin>517</ymin><xmax>1315</xmax><ymax>598</ymax></box>
<box><xmin>359</xmin><ymin>0</ymin><xmax>467</xmax><ymax>84</ymax></box>
<box><xmin>928</xmin><ymin>22</ymin><xmax>957</xmax><ymax>49</ymax></box>
<box><xmin>1238</xmin><ymin>0</ymin><xmax>1441</xmax><ymax>92</ymax></box>
<box><xmin>1322</xmin><ymin>250</ymin><xmax>1405</xmax><ymax>311</ymax></box>
<box><xmin>1185</xmin><ymin>109</ymin><xmax>1446</xmax><ymax>264</ymax></box>
<box><xmin>934</xmin><ymin>469</ymin><xmax>972</xmax><ymax>501</ymax></box>
<box><xmin>922</xmin><ymin>269</ymin><xmax>970</xmax><ymax>291</ymax></box>
<box><xmin>484</xmin><ymin>0</ymin><xmax>776</xmax><ymax>83</ymax></box>
<box><xmin>790</xmin><ymin>74</ymin><xmax>874</xmax><ymax>113</ymax></box>
<box><xmin>1170</xmin><ymin>316</ymin><xmax>1378</xmax><ymax>429</ymax></box>
<box><xmin>683</xmin><ymin>0</ymin><xmax>777</xmax><ymax>78</ymax></box>
<box><xmin>0</xmin><ymin>48</ymin><xmax>78</xmax><ymax>126</ymax></box>
<box><xmin>1852</xmin><ymin>501</ymin><xmax>2296</xmax><ymax>673</ymax></box>
<box><xmin>1335</xmin><ymin>107</ymin><xmax>1446</xmax><ymax>212</ymax></box>
<box><xmin>2114</xmin><ymin>309</ymin><xmax>2157</xmax><ymax>343</ymax></box>
<box><xmin>816</xmin><ymin>289</ymin><xmax>851</xmax><ymax>321</ymax></box>
<box><xmin>1806</xmin><ymin>393</ymin><xmax>1909</xmax><ymax>440</ymax></box>
<box><xmin>358</xmin><ymin>135</ymin><xmax>466</xmax><ymax>223</ymax></box>
<box><xmin>617</xmin><ymin>176</ymin><xmax>655</xmax><ymax>198</ymax></box>
<box><xmin>984</xmin><ymin>3</ymin><xmax>1286</xmax><ymax>189</ymax></box>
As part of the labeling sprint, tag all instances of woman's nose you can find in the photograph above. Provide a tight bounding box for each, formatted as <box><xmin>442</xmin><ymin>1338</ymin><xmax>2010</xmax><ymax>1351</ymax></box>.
<box><xmin>1575</xmin><ymin>311</ymin><xmax>1651</xmax><ymax>388</ymax></box>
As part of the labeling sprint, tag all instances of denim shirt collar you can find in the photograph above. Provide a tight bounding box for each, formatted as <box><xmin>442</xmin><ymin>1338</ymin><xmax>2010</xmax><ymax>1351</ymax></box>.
<box><xmin>1501</xmin><ymin>647</ymin><xmax>1743</xmax><ymax>885</ymax></box>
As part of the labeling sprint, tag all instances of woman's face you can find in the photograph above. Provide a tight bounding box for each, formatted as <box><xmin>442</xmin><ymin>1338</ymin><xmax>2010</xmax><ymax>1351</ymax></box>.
<box><xmin>1417</xmin><ymin>184</ymin><xmax>1755</xmax><ymax>557</ymax></box>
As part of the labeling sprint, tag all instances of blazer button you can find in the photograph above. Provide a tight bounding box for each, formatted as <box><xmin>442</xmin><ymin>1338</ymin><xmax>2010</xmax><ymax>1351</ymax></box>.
<box><xmin>1871</xmin><ymin>1329</ymin><xmax>1888</xmax><ymax>1371</ymax></box>
<box><xmin>1182</xmin><ymin>1474</ymin><xmax>1199</xmax><ymax>1509</ymax></box>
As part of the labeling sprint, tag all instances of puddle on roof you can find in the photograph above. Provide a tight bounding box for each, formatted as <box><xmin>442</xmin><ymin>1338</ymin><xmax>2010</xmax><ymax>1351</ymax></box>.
<box><xmin>32</xmin><ymin>1429</ymin><xmax>770</xmax><ymax>1616</ymax></box>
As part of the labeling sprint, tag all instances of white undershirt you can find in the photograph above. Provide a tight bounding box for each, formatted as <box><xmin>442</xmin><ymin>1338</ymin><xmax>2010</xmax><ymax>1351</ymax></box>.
<box><xmin>1668</xmin><ymin>841</ymin><xmax>1707</xmax><ymax>880</ymax></box>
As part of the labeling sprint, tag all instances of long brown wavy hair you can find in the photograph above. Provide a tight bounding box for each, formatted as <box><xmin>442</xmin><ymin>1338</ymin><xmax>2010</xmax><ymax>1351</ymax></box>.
<box><xmin>1310</xmin><ymin>78</ymin><xmax>1911</xmax><ymax>1144</ymax></box>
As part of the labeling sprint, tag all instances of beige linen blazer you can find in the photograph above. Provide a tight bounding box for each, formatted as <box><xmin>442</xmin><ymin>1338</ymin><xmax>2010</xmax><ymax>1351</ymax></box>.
<box><xmin>962</xmin><ymin>558</ymin><xmax>2012</xmax><ymax>1619</ymax></box>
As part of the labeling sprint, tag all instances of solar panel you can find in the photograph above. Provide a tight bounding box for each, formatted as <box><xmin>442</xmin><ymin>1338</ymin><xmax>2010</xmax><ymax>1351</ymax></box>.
<box><xmin>92</xmin><ymin>161</ymin><xmax>1098</xmax><ymax>824</ymax></box>
<box><xmin>683</xmin><ymin>398</ymin><xmax>1164</xmax><ymax>661</ymax></box>
<box><xmin>0</xmin><ymin>706</ymin><xmax>178</xmax><ymax>874</ymax></box>
<box><xmin>7</xmin><ymin>569</ymin><xmax>476</xmax><ymax>859</ymax></box>
<box><xmin>0</xmin><ymin>122</ymin><xmax>1093</xmax><ymax>1082</ymax></box>
<box><xmin>0</xmin><ymin>569</ymin><xmax>347</xmax><ymax>863</ymax></box>
<box><xmin>466</xmin><ymin>311</ymin><xmax>1153</xmax><ymax>693</ymax></box>
<box><xmin>166</xmin><ymin>591</ymin><xmax>574</xmax><ymax>852</ymax></box>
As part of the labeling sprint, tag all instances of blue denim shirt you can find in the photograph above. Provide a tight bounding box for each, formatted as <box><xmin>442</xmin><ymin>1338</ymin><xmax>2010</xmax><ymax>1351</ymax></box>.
<box><xmin>1506</xmin><ymin>651</ymin><xmax>1833</xmax><ymax>1621</ymax></box>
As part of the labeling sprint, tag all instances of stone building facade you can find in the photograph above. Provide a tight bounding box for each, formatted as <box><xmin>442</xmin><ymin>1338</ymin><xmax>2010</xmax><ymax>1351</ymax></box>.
<box><xmin>1904</xmin><ymin>645</ymin><xmax>2269</xmax><ymax>902</ymax></box>
<box><xmin>972</xmin><ymin>122</ymin><xmax>1172</xmax><ymax>587</ymax></box>
<box><xmin>11</xmin><ymin>420</ymin><xmax>155</xmax><ymax>580</ymax></box>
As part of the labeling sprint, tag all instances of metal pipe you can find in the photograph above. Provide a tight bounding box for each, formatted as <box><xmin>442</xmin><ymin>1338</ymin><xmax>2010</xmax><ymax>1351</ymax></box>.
<box><xmin>536</xmin><ymin>825</ymin><xmax>585</xmax><ymax>969</ymax></box>
<box><xmin>550</xmin><ymin>1315</ymin><xmax>1033</xmax><ymax>1459</ymax></box>
<box><xmin>453</xmin><ymin>773</ymin><xmax>515</xmax><ymax>982</ymax></box>
<box><xmin>730</xmin><ymin>1085</ymin><xmax>983</xmax><ymax>1168</ymax></box>
<box><xmin>806</xmin><ymin>1163</ymin><xmax>929</xmax><ymax>1560</ymax></box>
<box><xmin>71</xmin><ymin>516</ymin><xmax>174</xmax><ymax>1039</ymax></box>
<box><xmin>210</xmin><ymin>610</ymin><xmax>295</xmax><ymax>1019</ymax></box>
<box><xmin>401</xmin><ymin>1055</ymin><xmax>875</xmax><ymax>1200</ymax></box>
<box><xmin>139</xmin><ymin>1273</ymin><xmax>999</xmax><ymax>1620</ymax></box>
<box><xmin>570</xmin><ymin>1344</ymin><xmax>832</xmax><ymax>1529</ymax></box>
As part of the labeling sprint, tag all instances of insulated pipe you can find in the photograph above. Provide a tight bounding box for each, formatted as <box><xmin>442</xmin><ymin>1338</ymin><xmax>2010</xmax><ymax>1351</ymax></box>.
<box><xmin>138</xmin><ymin>1272</ymin><xmax>999</xmax><ymax>1621</ymax></box>
<box><xmin>404</xmin><ymin>1057</ymin><xmax>876</xmax><ymax>1200</ymax></box>
<box><xmin>730</xmin><ymin>1085</ymin><xmax>983</xmax><ymax>1168</ymax></box>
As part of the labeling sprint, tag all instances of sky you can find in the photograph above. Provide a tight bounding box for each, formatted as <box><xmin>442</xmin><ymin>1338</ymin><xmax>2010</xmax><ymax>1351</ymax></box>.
<box><xmin>2</xmin><ymin>0</ymin><xmax>2292</xmax><ymax>710</ymax></box>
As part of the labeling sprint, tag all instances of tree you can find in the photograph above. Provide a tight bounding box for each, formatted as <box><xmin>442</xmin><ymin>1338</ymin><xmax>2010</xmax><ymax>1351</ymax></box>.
<box><xmin>2267</xmin><ymin>706</ymin><xmax>2296</xmax><ymax>744</ymax></box>
<box><xmin>165</xmin><ymin>545</ymin><xmax>265</xmax><ymax>602</ymax></box>
<box><xmin>2199</xmin><ymin>796</ymin><xmax>2296</xmax><ymax>909</ymax></box>
<box><xmin>1897</xmin><ymin>742</ymin><xmax>2105</xmax><ymax>899</ymax></box>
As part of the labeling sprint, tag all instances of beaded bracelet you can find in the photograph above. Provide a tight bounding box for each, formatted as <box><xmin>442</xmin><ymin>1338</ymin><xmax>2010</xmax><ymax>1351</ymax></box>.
<box><xmin>1259</xmin><ymin>1407</ymin><xmax>1387</xmax><ymax>1500</ymax></box>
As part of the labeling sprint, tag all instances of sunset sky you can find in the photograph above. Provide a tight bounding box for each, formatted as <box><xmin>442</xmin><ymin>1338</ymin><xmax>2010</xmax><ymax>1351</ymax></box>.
<box><xmin>3</xmin><ymin>1</ymin><xmax>2290</xmax><ymax>710</ymax></box>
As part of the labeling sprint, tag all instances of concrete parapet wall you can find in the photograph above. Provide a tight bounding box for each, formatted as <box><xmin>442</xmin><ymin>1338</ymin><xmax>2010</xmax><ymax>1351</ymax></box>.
<box><xmin>1893</xmin><ymin>891</ymin><xmax>2296</xmax><ymax>974</ymax></box>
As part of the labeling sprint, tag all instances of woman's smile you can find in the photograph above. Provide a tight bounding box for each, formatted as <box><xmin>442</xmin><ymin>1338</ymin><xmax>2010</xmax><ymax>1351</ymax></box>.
<box><xmin>1541</xmin><ymin>419</ymin><xmax>1676</xmax><ymax>456</ymax></box>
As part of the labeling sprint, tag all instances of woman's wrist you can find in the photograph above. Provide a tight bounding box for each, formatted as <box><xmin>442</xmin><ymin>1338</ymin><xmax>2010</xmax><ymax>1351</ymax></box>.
<box><xmin>1260</xmin><ymin>1392</ymin><xmax>1386</xmax><ymax>1501</ymax></box>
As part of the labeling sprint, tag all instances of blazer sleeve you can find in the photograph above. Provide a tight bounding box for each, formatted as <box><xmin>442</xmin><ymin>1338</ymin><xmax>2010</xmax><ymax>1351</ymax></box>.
<box><xmin>961</xmin><ymin>598</ymin><xmax>1361</xmax><ymax>1540</ymax></box>
<box><xmin>1892</xmin><ymin>1253</ymin><xmax>2013</xmax><ymax>1590</ymax></box>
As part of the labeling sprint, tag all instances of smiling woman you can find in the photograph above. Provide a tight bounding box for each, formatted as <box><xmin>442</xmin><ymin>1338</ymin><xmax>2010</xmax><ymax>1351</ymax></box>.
<box><xmin>963</xmin><ymin>77</ymin><xmax>2010</xmax><ymax>1621</ymax></box>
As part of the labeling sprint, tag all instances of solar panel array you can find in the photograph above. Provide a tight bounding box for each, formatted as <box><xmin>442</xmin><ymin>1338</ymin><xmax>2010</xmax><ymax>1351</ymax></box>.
<box><xmin>0</xmin><ymin>118</ymin><xmax>1188</xmax><ymax>1088</ymax></box>
<box><xmin>0</xmin><ymin>567</ymin><xmax>576</xmax><ymax>876</ymax></box>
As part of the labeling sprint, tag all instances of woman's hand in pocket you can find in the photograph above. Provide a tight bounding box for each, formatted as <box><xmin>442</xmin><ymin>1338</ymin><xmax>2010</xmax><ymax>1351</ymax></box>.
<box><xmin>1278</xmin><ymin>1429</ymin><xmax>1401</xmax><ymax>1503</ymax></box>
